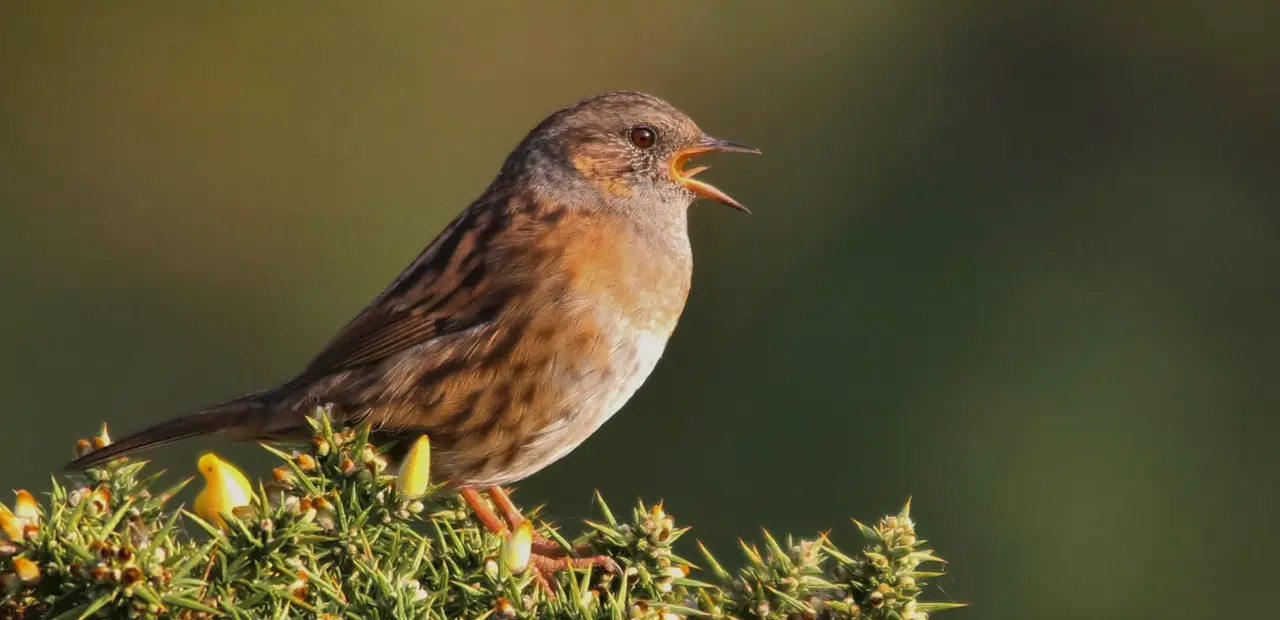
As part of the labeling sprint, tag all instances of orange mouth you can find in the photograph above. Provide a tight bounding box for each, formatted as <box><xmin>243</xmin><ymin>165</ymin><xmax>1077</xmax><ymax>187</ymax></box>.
<box><xmin>670</xmin><ymin>137</ymin><xmax>760</xmax><ymax>213</ymax></box>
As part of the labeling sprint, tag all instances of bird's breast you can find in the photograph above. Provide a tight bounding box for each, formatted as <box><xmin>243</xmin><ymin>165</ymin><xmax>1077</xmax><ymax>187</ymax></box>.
<box><xmin>442</xmin><ymin>209</ymin><xmax>691</xmax><ymax>486</ymax></box>
<box><xmin>466</xmin><ymin>307</ymin><xmax>671</xmax><ymax>488</ymax></box>
<box><xmin>539</xmin><ymin>210</ymin><xmax>693</xmax><ymax>331</ymax></box>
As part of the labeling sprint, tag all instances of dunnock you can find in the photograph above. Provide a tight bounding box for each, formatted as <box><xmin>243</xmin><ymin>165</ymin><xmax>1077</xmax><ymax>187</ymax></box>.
<box><xmin>65</xmin><ymin>91</ymin><xmax>757</xmax><ymax>580</ymax></box>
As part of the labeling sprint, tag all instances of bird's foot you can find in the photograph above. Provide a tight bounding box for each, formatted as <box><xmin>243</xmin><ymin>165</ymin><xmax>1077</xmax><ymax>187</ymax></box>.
<box><xmin>527</xmin><ymin>535</ymin><xmax>620</xmax><ymax>593</ymax></box>
<box><xmin>460</xmin><ymin>486</ymin><xmax>620</xmax><ymax>595</ymax></box>
<box><xmin>528</xmin><ymin>532</ymin><xmax>595</xmax><ymax>558</ymax></box>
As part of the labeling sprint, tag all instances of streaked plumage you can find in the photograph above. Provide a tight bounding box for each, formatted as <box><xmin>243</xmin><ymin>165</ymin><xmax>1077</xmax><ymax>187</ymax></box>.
<box><xmin>62</xmin><ymin>91</ymin><xmax>757</xmax><ymax>580</ymax></box>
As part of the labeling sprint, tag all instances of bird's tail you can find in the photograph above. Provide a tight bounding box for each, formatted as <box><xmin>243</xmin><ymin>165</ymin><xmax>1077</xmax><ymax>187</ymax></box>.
<box><xmin>63</xmin><ymin>395</ymin><xmax>267</xmax><ymax>471</ymax></box>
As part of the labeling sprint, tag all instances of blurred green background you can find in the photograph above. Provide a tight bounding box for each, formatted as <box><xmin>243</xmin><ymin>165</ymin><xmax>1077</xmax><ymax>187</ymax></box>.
<box><xmin>3</xmin><ymin>2</ymin><xmax>1277</xmax><ymax>618</ymax></box>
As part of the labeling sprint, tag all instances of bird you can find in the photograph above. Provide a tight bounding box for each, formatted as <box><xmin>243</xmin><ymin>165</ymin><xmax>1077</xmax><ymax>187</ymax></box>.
<box><xmin>64</xmin><ymin>90</ymin><xmax>758</xmax><ymax>580</ymax></box>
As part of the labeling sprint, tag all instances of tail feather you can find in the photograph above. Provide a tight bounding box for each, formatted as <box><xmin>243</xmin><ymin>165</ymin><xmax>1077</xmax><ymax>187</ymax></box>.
<box><xmin>64</xmin><ymin>397</ymin><xmax>265</xmax><ymax>471</ymax></box>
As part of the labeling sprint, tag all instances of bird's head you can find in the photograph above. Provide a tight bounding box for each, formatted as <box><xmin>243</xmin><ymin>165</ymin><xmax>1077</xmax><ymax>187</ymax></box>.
<box><xmin>510</xmin><ymin>91</ymin><xmax>760</xmax><ymax>215</ymax></box>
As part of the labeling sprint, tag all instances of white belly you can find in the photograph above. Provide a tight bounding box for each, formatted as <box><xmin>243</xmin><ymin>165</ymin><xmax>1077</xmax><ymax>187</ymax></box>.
<box><xmin>494</xmin><ymin>325</ymin><xmax>669</xmax><ymax>485</ymax></box>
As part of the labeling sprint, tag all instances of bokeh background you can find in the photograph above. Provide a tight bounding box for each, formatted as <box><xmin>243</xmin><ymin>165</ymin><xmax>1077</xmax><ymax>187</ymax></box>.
<box><xmin>3</xmin><ymin>3</ymin><xmax>1277</xmax><ymax>618</ymax></box>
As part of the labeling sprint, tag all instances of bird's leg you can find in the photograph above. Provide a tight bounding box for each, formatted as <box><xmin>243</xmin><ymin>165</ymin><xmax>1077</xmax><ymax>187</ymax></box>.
<box><xmin>486</xmin><ymin>487</ymin><xmax>603</xmax><ymax>556</ymax></box>
<box><xmin>459</xmin><ymin>487</ymin><xmax>508</xmax><ymax>535</ymax></box>
<box><xmin>467</xmin><ymin>486</ymin><xmax>619</xmax><ymax>591</ymax></box>
<box><xmin>485</xmin><ymin>486</ymin><xmax>527</xmax><ymax>532</ymax></box>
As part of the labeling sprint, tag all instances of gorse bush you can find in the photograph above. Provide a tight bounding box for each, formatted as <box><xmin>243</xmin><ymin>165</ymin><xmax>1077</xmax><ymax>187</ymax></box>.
<box><xmin>0</xmin><ymin>410</ymin><xmax>964</xmax><ymax>619</ymax></box>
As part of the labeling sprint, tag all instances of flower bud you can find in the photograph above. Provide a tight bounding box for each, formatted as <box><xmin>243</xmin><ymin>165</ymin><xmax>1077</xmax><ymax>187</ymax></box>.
<box><xmin>501</xmin><ymin>520</ymin><xmax>533</xmax><ymax>574</ymax></box>
<box><xmin>12</xmin><ymin>557</ymin><xmax>40</xmax><ymax>584</ymax></box>
<box><xmin>0</xmin><ymin>506</ymin><xmax>22</xmax><ymax>541</ymax></box>
<box><xmin>295</xmin><ymin>453</ymin><xmax>317</xmax><ymax>471</ymax></box>
<box><xmin>74</xmin><ymin>439</ymin><xmax>94</xmax><ymax>458</ymax></box>
<box><xmin>88</xmin><ymin>487</ymin><xmax>111</xmax><ymax>514</ymax></box>
<box><xmin>271</xmin><ymin>466</ymin><xmax>295</xmax><ymax>486</ymax></box>
<box><xmin>287</xmin><ymin>573</ymin><xmax>309</xmax><ymax>600</ymax></box>
<box><xmin>13</xmin><ymin>491</ymin><xmax>38</xmax><ymax>525</ymax></box>
<box><xmin>93</xmin><ymin>424</ymin><xmax>112</xmax><ymax>449</ymax></box>
<box><xmin>395</xmin><ymin>436</ymin><xmax>431</xmax><ymax>497</ymax></box>
<box><xmin>495</xmin><ymin>597</ymin><xmax>517</xmax><ymax>618</ymax></box>
<box><xmin>193</xmin><ymin>453</ymin><xmax>253</xmax><ymax>529</ymax></box>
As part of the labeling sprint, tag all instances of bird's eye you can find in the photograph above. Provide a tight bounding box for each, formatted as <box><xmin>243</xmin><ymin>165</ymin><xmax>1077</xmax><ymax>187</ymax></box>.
<box><xmin>629</xmin><ymin>125</ymin><xmax>657</xmax><ymax>149</ymax></box>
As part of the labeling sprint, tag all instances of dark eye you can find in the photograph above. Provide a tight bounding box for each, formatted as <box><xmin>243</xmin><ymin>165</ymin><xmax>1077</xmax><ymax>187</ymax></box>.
<box><xmin>629</xmin><ymin>125</ymin><xmax>657</xmax><ymax>149</ymax></box>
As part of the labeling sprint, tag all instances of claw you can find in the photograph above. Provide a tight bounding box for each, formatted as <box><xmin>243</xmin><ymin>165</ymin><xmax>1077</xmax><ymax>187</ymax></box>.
<box><xmin>529</xmin><ymin>551</ymin><xmax>620</xmax><ymax>594</ymax></box>
<box><xmin>462</xmin><ymin>486</ymin><xmax>620</xmax><ymax>596</ymax></box>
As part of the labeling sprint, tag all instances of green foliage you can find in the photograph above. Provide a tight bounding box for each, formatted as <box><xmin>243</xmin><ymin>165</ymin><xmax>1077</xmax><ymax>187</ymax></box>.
<box><xmin>0</xmin><ymin>412</ymin><xmax>964</xmax><ymax>619</ymax></box>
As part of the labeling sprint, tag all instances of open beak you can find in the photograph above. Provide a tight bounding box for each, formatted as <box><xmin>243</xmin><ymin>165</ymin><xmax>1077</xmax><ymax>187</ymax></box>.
<box><xmin>670</xmin><ymin>136</ymin><xmax>761</xmax><ymax>213</ymax></box>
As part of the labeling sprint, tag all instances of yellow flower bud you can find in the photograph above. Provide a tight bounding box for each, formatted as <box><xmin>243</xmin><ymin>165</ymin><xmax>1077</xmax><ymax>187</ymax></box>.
<box><xmin>93</xmin><ymin>424</ymin><xmax>112</xmax><ymax>449</ymax></box>
<box><xmin>0</xmin><ymin>505</ymin><xmax>21</xmax><ymax>541</ymax></box>
<box><xmin>501</xmin><ymin>520</ymin><xmax>533</xmax><ymax>574</ymax></box>
<box><xmin>74</xmin><ymin>439</ymin><xmax>93</xmax><ymax>458</ymax></box>
<box><xmin>287</xmin><ymin>571</ymin><xmax>309</xmax><ymax>601</ymax></box>
<box><xmin>395</xmin><ymin>435</ymin><xmax>431</xmax><ymax>497</ymax></box>
<box><xmin>12</xmin><ymin>557</ymin><xmax>39</xmax><ymax>584</ymax></box>
<box><xmin>13</xmin><ymin>491</ymin><xmax>38</xmax><ymax>526</ymax></box>
<box><xmin>495</xmin><ymin>597</ymin><xmax>517</xmax><ymax>618</ymax></box>
<box><xmin>193</xmin><ymin>453</ymin><xmax>253</xmax><ymax>529</ymax></box>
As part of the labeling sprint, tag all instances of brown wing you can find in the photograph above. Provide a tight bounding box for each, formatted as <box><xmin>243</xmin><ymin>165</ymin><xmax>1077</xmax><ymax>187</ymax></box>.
<box><xmin>297</xmin><ymin>200</ymin><xmax>515</xmax><ymax>380</ymax></box>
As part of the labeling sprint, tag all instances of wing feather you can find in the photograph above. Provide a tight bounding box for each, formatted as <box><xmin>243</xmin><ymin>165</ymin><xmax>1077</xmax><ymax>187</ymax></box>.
<box><xmin>298</xmin><ymin>202</ymin><xmax>511</xmax><ymax>379</ymax></box>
